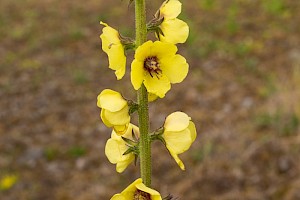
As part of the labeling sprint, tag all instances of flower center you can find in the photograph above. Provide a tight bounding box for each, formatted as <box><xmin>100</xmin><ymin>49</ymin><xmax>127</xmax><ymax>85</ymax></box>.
<box><xmin>144</xmin><ymin>56</ymin><xmax>162</xmax><ymax>78</ymax></box>
<box><xmin>134</xmin><ymin>189</ymin><xmax>151</xmax><ymax>200</ymax></box>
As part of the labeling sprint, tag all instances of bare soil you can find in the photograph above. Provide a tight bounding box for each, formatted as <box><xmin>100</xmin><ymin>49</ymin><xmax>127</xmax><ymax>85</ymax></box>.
<box><xmin>0</xmin><ymin>0</ymin><xmax>300</xmax><ymax>199</ymax></box>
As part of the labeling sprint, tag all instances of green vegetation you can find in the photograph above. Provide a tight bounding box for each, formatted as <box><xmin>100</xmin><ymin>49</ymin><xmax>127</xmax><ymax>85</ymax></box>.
<box><xmin>44</xmin><ymin>147</ymin><xmax>60</xmax><ymax>161</ymax></box>
<box><xmin>255</xmin><ymin>112</ymin><xmax>299</xmax><ymax>136</ymax></box>
<box><xmin>67</xmin><ymin>146</ymin><xmax>87</xmax><ymax>158</ymax></box>
<box><xmin>72</xmin><ymin>69</ymin><xmax>89</xmax><ymax>85</ymax></box>
<box><xmin>226</xmin><ymin>3</ymin><xmax>239</xmax><ymax>35</ymax></box>
<box><xmin>263</xmin><ymin>0</ymin><xmax>286</xmax><ymax>15</ymax></box>
<box><xmin>192</xmin><ymin>141</ymin><xmax>213</xmax><ymax>162</ymax></box>
<box><xmin>198</xmin><ymin>0</ymin><xmax>216</xmax><ymax>10</ymax></box>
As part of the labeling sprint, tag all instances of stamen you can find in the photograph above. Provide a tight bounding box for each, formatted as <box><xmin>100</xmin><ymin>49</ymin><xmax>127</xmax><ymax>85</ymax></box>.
<box><xmin>134</xmin><ymin>189</ymin><xmax>151</xmax><ymax>200</ymax></box>
<box><xmin>144</xmin><ymin>56</ymin><xmax>162</xmax><ymax>78</ymax></box>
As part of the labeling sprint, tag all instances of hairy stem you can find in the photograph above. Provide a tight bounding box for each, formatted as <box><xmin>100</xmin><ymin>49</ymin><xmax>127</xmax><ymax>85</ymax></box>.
<box><xmin>135</xmin><ymin>0</ymin><xmax>151</xmax><ymax>187</ymax></box>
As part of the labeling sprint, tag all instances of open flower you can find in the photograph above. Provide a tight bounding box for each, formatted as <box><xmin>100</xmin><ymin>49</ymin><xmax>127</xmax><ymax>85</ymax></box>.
<box><xmin>97</xmin><ymin>89</ymin><xmax>130</xmax><ymax>135</ymax></box>
<box><xmin>100</xmin><ymin>21</ymin><xmax>126</xmax><ymax>80</ymax></box>
<box><xmin>110</xmin><ymin>178</ymin><xmax>162</xmax><ymax>200</ymax></box>
<box><xmin>156</xmin><ymin>0</ymin><xmax>189</xmax><ymax>44</ymax></box>
<box><xmin>131</xmin><ymin>41</ymin><xmax>188</xmax><ymax>98</ymax></box>
<box><xmin>163</xmin><ymin>111</ymin><xmax>197</xmax><ymax>170</ymax></box>
<box><xmin>105</xmin><ymin>124</ymin><xmax>139</xmax><ymax>173</ymax></box>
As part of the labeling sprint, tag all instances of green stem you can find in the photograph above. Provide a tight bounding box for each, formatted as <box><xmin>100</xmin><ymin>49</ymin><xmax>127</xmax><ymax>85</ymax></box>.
<box><xmin>135</xmin><ymin>0</ymin><xmax>151</xmax><ymax>187</ymax></box>
<box><xmin>135</xmin><ymin>0</ymin><xmax>147</xmax><ymax>46</ymax></box>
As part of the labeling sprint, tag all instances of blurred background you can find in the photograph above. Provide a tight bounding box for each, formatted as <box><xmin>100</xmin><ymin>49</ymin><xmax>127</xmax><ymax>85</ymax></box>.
<box><xmin>1</xmin><ymin>0</ymin><xmax>300</xmax><ymax>199</ymax></box>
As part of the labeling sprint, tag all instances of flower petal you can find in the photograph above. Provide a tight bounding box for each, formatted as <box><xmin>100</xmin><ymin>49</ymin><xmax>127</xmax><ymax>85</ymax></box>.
<box><xmin>163</xmin><ymin>128</ymin><xmax>193</xmax><ymax>154</ymax></box>
<box><xmin>113</xmin><ymin>125</ymin><xmax>129</xmax><ymax>136</ymax></box>
<box><xmin>97</xmin><ymin>89</ymin><xmax>127</xmax><ymax>112</ymax></box>
<box><xmin>110</xmin><ymin>194</ymin><xmax>126</xmax><ymax>200</ymax></box>
<box><xmin>102</xmin><ymin>106</ymin><xmax>130</xmax><ymax>126</ymax></box>
<box><xmin>100</xmin><ymin>22</ymin><xmax>126</xmax><ymax>80</ymax></box>
<box><xmin>167</xmin><ymin>146</ymin><xmax>185</xmax><ymax>170</ymax></box>
<box><xmin>105</xmin><ymin>138</ymin><xmax>122</xmax><ymax>164</ymax></box>
<box><xmin>160</xmin><ymin>54</ymin><xmax>189</xmax><ymax>84</ymax></box>
<box><xmin>164</xmin><ymin>112</ymin><xmax>190</xmax><ymax>132</ymax></box>
<box><xmin>112</xmin><ymin>124</ymin><xmax>139</xmax><ymax>139</ymax></box>
<box><xmin>121</xmin><ymin>178</ymin><xmax>143</xmax><ymax>199</ymax></box>
<box><xmin>148</xmin><ymin>92</ymin><xmax>159</xmax><ymax>102</ymax></box>
<box><xmin>106</xmin><ymin>129</ymin><xmax>136</xmax><ymax>173</ymax></box>
<box><xmin>144</xmin><ymin>73</ymin><xmax>171</xmax><ymax>98</ymax></box>
<box><xmin>100</xmin><ymin>22</ymin><xmax>121</xmax><ymax>48</ymax></box>
<box><xmin>131</xmin><ymin>59</ymin><xmax>145</xmax><ymax>90</ymax></box>
<box><xmin>189</xmin><ymin>121</ymin><xmax>197</xmax><ymax>142</ymax></box>
<box><xmin>106</xmin><ymin>45</ymin><xmax>126</xmax><ymax>80</ymax></box>
<box><xmin>100</xmin><ymin>109</ymin><xmax>113</xmax><ymax>127</ymax></box>
<box><xmin>116</xmin><ymin>154</ymin><xmax>135</xmax><ymax>173</ymax></box>
<box><xmin>134</xmin><ymin>41</ymin><xmax>153</xmax><ymax>61</ymax></box>
<box><xmin>151</xmin><ymin>41</ymin><xmax>178</xmax><ymax>60</ymax></box>
<box><xmin>115</xmin><ymin>178</ymin><xmax>162</xmax><ymax>200</ymax></box>
<box><xmin>136</xmin><ymin>183</ymin><xmax>162</xmax><ymax>200</ymax></box>
<box><xmin>159</xmin><ymin>18</ymin><xmax>189</xmax><ymax>44</ymax></box>
<box><xmin>159</xmin><ymin>0</ymin><xmax>182</xmax><ymax>19</ymax></box>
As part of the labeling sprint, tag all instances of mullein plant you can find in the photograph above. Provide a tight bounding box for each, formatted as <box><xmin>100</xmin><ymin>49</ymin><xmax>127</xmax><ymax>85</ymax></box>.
<box><xmin>97</xmin><ymin>0</ymin><xmax>197</xmax><ymax>199</ymax></box>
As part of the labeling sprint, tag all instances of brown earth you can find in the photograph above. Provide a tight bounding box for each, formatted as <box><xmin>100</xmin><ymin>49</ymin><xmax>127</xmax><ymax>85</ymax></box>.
<box><xmin>0</xmin><ymin>0</ymin><xmax>300</xmax><ymax>199</ymax></box>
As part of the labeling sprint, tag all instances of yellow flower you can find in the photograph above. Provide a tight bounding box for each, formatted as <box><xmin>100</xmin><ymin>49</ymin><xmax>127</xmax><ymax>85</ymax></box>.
<box><xmin>157</xmin><ymin>0</ymin><xmax>189</xmax><ymax>44</ymax></box>
<box><xmin>105</xmin><ymin>124</ymin><xmax>139</xmax><ymax>173</ymax></box>
<box><xmin>163</xmin><ymin>111</ymin><xmax>197</xmax><ymax>170</ymax></box>
<box><xmin>0</xmin><ymin>175</ymin><xmax>18</xmax><ymax>191</ymax></box>
<box><xmin>131</xmin><ymin>41</ymin><xmax>189</xmax><ymax>98</ymax></box>
<box><xmin>148</xmin><ymin>92</ymin><xmax>159</xmax><ymax>102</ymax></box>
<box><xmin>97</xmin><ymin>89</ymin><xmax>130</xmax><ymax>135</ymax></box>
<box><xmin>110</xmin><ymin>178</ymin><xmax>162</xmax><ymax>200</ymax></box>
<box><xmin>100</xmin><ymin>21</ymin><xmax>126</xmax><ymax>80</ymax></box>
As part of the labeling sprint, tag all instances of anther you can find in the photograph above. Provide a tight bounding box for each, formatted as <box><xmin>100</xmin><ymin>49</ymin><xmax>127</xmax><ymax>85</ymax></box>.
<box><xmin>144</xmin><ymin>56</ymin><xmax>162</xmax><ymax>78</ymax></box>
<box><xmin>134</xmin><ymin>189</ymin><xmax>151</xmax><ymax>200</ymax></box>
